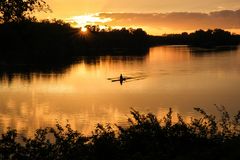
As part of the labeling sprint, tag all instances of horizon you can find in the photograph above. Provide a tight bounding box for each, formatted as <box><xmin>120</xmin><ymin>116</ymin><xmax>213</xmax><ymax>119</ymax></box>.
<box><xmin>35</xmin><ymin>0</ymin><xmax>240</xmax><ymax>35</ymax></box>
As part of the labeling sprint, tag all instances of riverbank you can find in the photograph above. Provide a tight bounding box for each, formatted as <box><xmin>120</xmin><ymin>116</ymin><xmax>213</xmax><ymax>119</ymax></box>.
<box><xmin>0</xmin><ymin>21</ymin><xmax>149</xmax><ymax>58</ymax></box>
<box><xmin>1</xmin><ymin>108</ymin><xmax>240</xmax><ymax>160</ymax></box>
<box><xmin>149</xmin><ymin>29</ymin><xmax>240</xmax><ymax>47</ymax></box>
<box><xmin>0</xmin><ymin>21</ymin><xmax>239</xmax><ymax>61</ymax></box>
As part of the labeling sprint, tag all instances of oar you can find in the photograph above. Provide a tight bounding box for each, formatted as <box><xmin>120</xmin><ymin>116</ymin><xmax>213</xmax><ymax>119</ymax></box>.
<box><xmin>111</xmin><ymin>79</ymin><xmax>120</xmax><ymax>82</ymax></box>
<box><xmin>107</xmin><ymin>77</ymin><xmax>119</xmax><ymax>80</ymax></box>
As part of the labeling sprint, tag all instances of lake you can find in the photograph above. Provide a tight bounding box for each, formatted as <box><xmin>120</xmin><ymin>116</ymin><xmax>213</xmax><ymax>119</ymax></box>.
<box><xmin>1</xmin><ymin>45</ymin><xmax>240</xmax><ymax>136</ymax></box>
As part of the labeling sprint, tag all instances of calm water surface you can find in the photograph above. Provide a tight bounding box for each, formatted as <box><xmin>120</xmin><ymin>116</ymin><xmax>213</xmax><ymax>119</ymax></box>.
<box><xmin>1</xmin><ymin>45</ymin><xmax>240</xmax><ymax>136</ymax></box>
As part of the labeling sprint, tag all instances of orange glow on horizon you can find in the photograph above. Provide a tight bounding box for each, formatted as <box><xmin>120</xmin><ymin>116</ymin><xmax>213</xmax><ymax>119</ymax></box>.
<box><xmin>65</xmin><ymin>13</ymin><xmax>240</xmax><ymax>35</ymax></box>
<box><xmin>33</xmin><ymin>0</ymin><xmax>240</xmax><ymax>35</ymax></box>
<box><xmin>66</xmin><ymin>14</ymin><xmax>112</xmax><ymax>28</ymax></box>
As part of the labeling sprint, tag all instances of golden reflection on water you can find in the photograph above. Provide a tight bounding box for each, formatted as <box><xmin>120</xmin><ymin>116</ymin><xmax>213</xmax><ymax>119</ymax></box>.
<box><xmin>1</xmin><ymin>46</ymin><xmax>240</xmax><ymax>136</ymax></box>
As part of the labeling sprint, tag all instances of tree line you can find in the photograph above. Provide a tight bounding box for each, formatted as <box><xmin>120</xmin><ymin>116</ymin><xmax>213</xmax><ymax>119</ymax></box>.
<box><xmin>0</xmin><ymin>0</ymin><xmax>239</xmax><ymax>60</ymax></box>
<box><xmin>149</xmin><ymin>29</ymin><xmax>240</xmax><ymax>47</ymax></box>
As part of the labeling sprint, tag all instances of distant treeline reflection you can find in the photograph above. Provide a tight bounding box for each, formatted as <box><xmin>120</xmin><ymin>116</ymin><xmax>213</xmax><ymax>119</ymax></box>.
<box><xmin>0</xmin><ymin>54</ymin><xmax>148</xmax><ymax>84</ymax></box>
<box><xmin>1</xmin><ymin>107</ymin><xmax>240</xmax><ymax>160</ymax></box>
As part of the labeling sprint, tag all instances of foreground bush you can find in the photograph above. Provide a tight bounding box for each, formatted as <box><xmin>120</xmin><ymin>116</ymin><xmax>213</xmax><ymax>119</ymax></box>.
<box><xmin>1</xmin><ymin>107</ymin><xmax>240</xmax><ymax>160</ymax></box>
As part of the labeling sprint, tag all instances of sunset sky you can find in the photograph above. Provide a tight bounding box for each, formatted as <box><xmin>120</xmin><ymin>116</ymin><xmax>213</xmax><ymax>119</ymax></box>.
<box><xmin>38</xmin><ymin>0</ymin><xmax>240</xmax><ymax>35</ymax></box>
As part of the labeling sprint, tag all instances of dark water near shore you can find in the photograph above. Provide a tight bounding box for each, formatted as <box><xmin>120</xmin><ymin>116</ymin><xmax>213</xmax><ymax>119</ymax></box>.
<box><xmin>0</xmin><ymin>45</ymin><xmax>240</xmax><ymax>136</ymax></box>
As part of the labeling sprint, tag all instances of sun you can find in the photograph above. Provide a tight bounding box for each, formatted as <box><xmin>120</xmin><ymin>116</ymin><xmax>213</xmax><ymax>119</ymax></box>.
<box><xmin>81</xmin><ymin>27</ymin><xmax>88</xmax><ymax>32</ymax></box>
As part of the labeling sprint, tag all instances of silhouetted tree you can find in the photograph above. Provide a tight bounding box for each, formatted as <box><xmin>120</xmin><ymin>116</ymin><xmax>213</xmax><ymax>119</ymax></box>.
<box><xmin>149</xmin><ymin>28</ymin><xmax>240</xmax><ymax>47</ymax></box>
<box><xmin>0</xmin><ymin>0</ymin><xmax>51</xmax><ymax>23</ymax></box>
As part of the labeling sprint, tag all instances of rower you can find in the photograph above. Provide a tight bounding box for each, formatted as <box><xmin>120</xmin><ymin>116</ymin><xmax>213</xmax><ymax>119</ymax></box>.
<box><xmin>120</xmin><ymin>74</ymin><xmax>123</xmax><ymax>81</ymax></box>
<box><xmin>120</xmin><ymin>74</ymin><xmax>124</xmax><ymax>85</ymax></box>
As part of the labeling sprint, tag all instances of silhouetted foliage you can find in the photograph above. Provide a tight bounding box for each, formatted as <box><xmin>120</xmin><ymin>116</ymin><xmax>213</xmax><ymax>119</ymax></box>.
<box><xmin>0</xmin><ymin>22</ymin><xmax>149</xmax><ymax>61</ymax></box>
<box><xmin>82</xmin><ymin>26</ymin><xmax>149</xmax><ymax>49</ymax></box>
<box><xmin>1</xmin><ymin>107</ymin><xmax>240</xmax><ymax>159</ymax></box>
<box><xmin>150</xmin><ymin>29</ymin><xmax>240</xmax><ymax>47</ymax></box>
<box><xmin>0</xmin><ymin>0</ymin><xmax>51</xmax><ymax>23</ymax></box>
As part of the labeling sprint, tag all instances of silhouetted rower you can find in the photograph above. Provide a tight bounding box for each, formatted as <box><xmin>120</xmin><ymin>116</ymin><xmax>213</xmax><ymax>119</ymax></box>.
<box><xmin>120</xmin><ymin>74</ymin><xmax>124</xmax><ymax>85</ymax></box>
<box><xmin>120</xmin><ymin>74</ymin><xmax>123</xmax><ymax>81</ymax></box>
